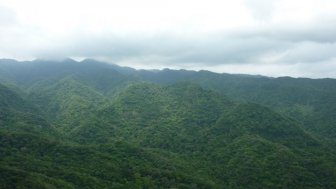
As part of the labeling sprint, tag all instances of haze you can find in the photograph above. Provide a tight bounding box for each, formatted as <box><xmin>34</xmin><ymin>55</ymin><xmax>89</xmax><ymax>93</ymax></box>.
<box><xmin>1</xmin><ymin>0</ymin><xmax>336</xmax><ymax>78</ymax></box>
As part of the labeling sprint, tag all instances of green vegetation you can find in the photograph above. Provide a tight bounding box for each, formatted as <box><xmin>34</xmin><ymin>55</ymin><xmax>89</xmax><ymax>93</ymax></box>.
<box><xmin>1</xmin><ymin>59</ymin><xmax>336</xmax><ymax>188</ymax></box>
<box><xmin>138</xmin><ymin>70</ymin><xmax>336</xmax><ymax>139</ymax></box>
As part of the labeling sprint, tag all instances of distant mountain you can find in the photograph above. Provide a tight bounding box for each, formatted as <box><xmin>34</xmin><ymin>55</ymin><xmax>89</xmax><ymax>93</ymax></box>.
<box><xmin>134</xmin><ymin>68</ymin><xmax>336</xmax><ymax>139</ymax></box>
<box><xmin>2</xmin><ymin>58</ymin><xmax>335</xmax><ymax>138</ymax></box>
<box><xmin>0</xmin><ymin>58</ymin><xmax>133</xmax><ymax>93</ymax></box>
<box><xmin>1</xmin><ymin>58</ymin><xmax>336</xmax><ymax>188</ymax></box>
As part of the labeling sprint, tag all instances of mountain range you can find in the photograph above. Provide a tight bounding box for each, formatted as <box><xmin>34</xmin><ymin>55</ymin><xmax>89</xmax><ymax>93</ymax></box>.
<box><xmin>1</xmin><ymin>58</ymin><xmax>336</xmax><ymax>188</ymax></box>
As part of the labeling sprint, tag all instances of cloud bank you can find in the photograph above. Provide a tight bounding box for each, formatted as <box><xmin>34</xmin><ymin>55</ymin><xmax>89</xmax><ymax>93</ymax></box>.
<box><xmin>0</xmin><ymin>0</ymin><xmax>336</xmax><ymax>78</ymax></box>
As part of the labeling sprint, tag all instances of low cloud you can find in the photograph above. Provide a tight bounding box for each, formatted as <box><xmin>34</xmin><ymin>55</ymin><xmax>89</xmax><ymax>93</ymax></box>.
<box><xmin>31</xmin><ymin>24</ymin><xmax>336</xmax><ymax>67</ymax></box>
<box><xmin>0</xmin><ymin>0</ymin><xmax>336</xmax><ymax>78</ymax></box>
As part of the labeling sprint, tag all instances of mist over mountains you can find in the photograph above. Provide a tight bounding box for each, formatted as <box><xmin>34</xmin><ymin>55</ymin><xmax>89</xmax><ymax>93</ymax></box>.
<box><xmin>1</xmin><ymin>58</ymin><xmax>336</xmax><ymax>188</ymax></box>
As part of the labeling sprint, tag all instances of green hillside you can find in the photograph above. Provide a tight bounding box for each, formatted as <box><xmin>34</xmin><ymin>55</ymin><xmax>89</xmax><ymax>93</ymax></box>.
<box><xmin>0</xmin><ymin>131</ymin><xmax>217</xmax><ymax>189</ymax></box>
<box><xmin>26</xmin><ymin>76</ymin><xmax>109</xmax><ymax>132</ymax></box>
<box><xmin>137</xmin><ymin>69</ymin><xmax>336</xmax><ymax>139</ymax></box>
<box><xmin>1</xmin><ymin>59</ymin><xmax>336</xmax><ymax>188</ymax></box>
<box><xmin>0</xmin><ymin>83</ymin><xmax>55</xmax><ymax>135</ymax></box>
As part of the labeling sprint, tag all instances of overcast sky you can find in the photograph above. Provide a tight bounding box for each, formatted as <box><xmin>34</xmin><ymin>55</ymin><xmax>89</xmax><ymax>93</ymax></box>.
<box><xmin>1</xmin><ymin>0</ymin><xmax>336</xmax><ymax>78</ymax></box>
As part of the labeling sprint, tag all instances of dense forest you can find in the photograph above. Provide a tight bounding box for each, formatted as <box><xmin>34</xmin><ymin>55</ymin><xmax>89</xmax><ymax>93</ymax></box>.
<box><xmin>1</xmin><ymin>58</ymin><xmax>336</xmax><ymax>188</ymax></box>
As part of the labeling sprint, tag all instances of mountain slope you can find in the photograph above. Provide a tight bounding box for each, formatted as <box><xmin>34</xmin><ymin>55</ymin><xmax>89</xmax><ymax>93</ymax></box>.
<box><xmin>0</xmin><ymin>83</ymin><xmax>55</xmax><ymax>135</ymax></box>
<box><xmin>0</xmin><ymin>130</ymin><xmax>216</xmax><ymax>189</ymax></box>
<box><xmin>66</xmin><ymin>82</ymin><xmax>336</xmax><ymax>188</ymax></box>
<box><xmin>0</xmin><ymin>83</ymin><xmax>217</xmax><ymax>188</ymax></box>
<box><xmin>1</xmin><ymin>58</ymin><xmax>335</xmax><ymax>139</ymax></box>
<box><xmin>27</xmin><ymin>76</ymin><xmax>109</xmax><ymax>132</ymax></box>
<box><xmin>135</xmin><ymin>69</ymin><xmax>336</xmax><ymax>138</ymax></box>
<box><xmin>0</xmin><ymin>58</ymin><xmax>133</xmax><ymax>94</ymax></box>
<box><xmin>1</xmin><ymin>59</ymin><xmax>336</xmax><ymax>188</ymax></box>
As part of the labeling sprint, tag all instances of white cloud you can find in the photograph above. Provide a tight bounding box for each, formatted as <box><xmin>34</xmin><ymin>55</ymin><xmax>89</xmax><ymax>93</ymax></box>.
<box><xmin>0</xmin><ymin>0</ymin><xmax>336</xmax><ymax>77</ymax></box>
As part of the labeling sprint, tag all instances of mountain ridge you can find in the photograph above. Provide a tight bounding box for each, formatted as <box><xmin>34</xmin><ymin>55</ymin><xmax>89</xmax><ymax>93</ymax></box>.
<box><xmin>1</xmin><ymin>58</ymin><xmax>336</xmax><ymax>188</ymax></box>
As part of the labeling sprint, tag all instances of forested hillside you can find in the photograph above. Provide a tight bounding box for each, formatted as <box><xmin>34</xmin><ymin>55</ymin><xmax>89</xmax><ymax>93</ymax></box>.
<box><xmin>1</xmin><ymin>59</ymin><xmax>336</xmax><ymax>188</ymax></box>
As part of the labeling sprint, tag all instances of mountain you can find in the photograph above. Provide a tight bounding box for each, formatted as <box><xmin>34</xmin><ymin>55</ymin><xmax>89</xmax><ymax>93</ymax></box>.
<box><xmin>138</xmin><ymin>69</ymin><xmax>336</xmax><ymax>139</ymax></box>
<box><xmin>2</xmin><ymin>59</ymin><xmax>335</xmax><ymax>138</ymax></box>
<box><xmin>0</xmin><ymin>59</ymin><xmax>336</xmax><ymax>188</ymax></box>
<box><xmin>26</xmin><ymin>76</ymin><xmax>109</xmax><ymax>132</ymax></box>
<box><xmin>0</xmin><ymin>81</ymin><xmax>217</xmax><ymax>188</ymax></box>
<box><xmin>0</xmin><ymin>130</ymin><xmax>218</xmax><ymax>189</ymax></box>
<box><xmin>0</xmin><ymin>83</ymin><xmax>55</xmax><ymax>135</ymax></box>
<box><xmin>82</xmin><ymin>82</ymin><xmax>336</xmax><ymax>188</ymax></box>
<box><xmin>0</xmin><ymin>58</ymin><xmax>133</xmax><ymax>94</ymax></box>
